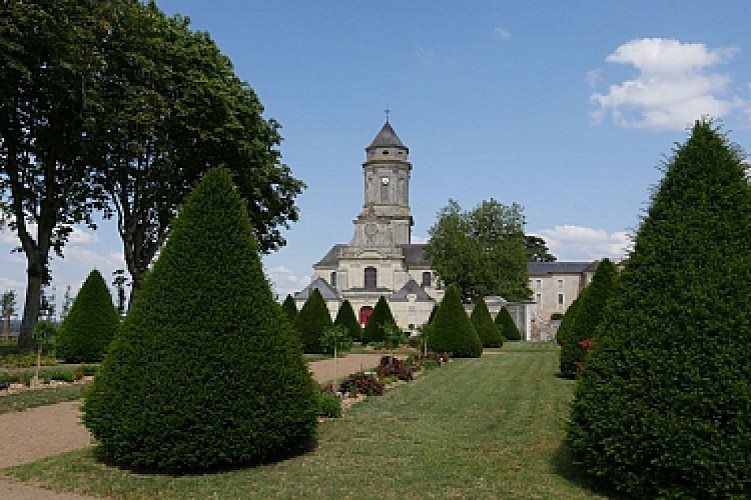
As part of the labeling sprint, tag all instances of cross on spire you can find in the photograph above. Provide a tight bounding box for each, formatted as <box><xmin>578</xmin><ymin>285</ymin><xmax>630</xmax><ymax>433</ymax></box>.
<box><xmin>384</xmin><ymin>107</ymin><xmax>391</xmax><ymax>123</ymax></box>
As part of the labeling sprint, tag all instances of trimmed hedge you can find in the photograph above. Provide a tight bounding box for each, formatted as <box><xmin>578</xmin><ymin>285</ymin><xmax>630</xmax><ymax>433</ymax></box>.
<box><xmin>281</xmin><ymin>294</ymin><xmax>298</xmax><ymax>323</ymax></box>
<box><xmin>567</xmin><ymin>120</ymin><xmax>751</xmax><ymax>498</ymax></box>
<box><xmin>293</xmin><ymin>288</ymin><xmax>333</xmax><ymax>353</ymax></box>
<box><xmin>428</xmin><ymin>285</ymin><xmax>482</xmax><ymax>357</ymax></box>
<box><xmin>56</xmin><ymin>270</ymin><xmax>119</xmax><ymax>362</ymax></box>
<box><xmin>334</xmin><ymin>300</ymin><xmax>361</xmax><ymax>341</ymax></box>
<box><xmin>495</xmin><ymin>307</ymin><xmax>521</xmax><ymax>341</ymax></box>
<box><xmin>470</xmin><ymin>298</ymin><xmax>503</xmax><ymax>347</ymax></box>
<box><xmin>559</xmin><ymin>259</ymin><xmax>617</xmax><ymax>377</ymax></box>
<box><xmin>82</xmin><ymin>168</ymin><xmax>318</xmax><ymax>473</ymax></box>
<box><xmin>362</xmin><ymin>296</ymin><xmax>396</xmax><ymax>344</ymax></box>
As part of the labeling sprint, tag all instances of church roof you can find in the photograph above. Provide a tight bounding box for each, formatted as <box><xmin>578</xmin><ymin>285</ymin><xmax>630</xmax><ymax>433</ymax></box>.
<box><xmin>368</xmin><ymin>122</ymin><xmax>406</xmax><ymax>149</ymax></box>
<box><xmin>528</xmin><ymin>261</ymin><xmax>594</xmax><ymax>276</ymax></box>
<box><xmin>294</xmin><ymin>277</ymin><xmax>340</xmax><ymax>300</ymax></box>
<box><xmin>390</xmin><ymin>279</ymin><xmax>434</xmax><ymax>302</ymax></box>
<box><xmin>314</xmin><ymin>244</ymin><xmax>345</xmax><ymax>268</ymax></box>
<box><xmin>400</xmin><ymin>244</ymin><xmax>431</xmax><ymax>268</ymax></box>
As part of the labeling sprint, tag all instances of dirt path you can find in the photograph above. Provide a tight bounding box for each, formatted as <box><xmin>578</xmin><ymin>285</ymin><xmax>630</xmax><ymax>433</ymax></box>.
<box><xmin>0</xmin><ymin>354</ymin><xmax>385</xmax><ymax>499</ymax></box>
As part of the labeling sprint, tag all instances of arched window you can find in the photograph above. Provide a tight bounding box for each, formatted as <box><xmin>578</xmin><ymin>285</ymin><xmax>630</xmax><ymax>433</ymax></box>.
<box><xmin>364</xmin><ymin>267</ymin><xmax>377</xmax><ymax>290</ymax></box>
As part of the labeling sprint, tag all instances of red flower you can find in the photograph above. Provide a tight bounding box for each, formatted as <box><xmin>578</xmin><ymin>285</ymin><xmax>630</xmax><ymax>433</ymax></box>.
<box><xmin>559</xmin><ymin>339</ymin><xmax>566</xmax><ymax>346</ymax></box>
<box><xmin>578</xmin><ymin>338</ymin><xmax>593</xmax><ymax>350</ymax></box>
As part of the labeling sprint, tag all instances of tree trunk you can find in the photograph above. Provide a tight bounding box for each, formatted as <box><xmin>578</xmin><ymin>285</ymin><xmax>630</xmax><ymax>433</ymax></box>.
<box><xmin>18</xmin><ymin>267</ymin><xmax>43</xmax><ymax>350</ymax></box>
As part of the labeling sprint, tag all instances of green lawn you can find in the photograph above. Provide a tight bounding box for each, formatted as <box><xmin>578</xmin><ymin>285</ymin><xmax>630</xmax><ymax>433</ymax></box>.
<box><xmin>2</xmin><ymin>343</ymin><xmax>607</xmax><ymax>499</ymax></box>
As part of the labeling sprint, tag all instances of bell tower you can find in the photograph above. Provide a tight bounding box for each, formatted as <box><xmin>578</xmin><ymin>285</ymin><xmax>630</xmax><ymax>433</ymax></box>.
<box><xmin>351</xmin><ymin>120</ymin><xmax>413</xmax><ymax>247</ymax></box>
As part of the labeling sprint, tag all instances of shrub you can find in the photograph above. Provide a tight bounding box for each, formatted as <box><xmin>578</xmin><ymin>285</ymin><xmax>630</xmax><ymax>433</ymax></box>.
<box><xmin>470</xmin><ymin>298</ymin><xmax>504</xmax><ymax>348</ymax></box>
<box><xmin>46</xmin><ymin>370</ymin><xmax>75</xmax><ymax>383</ymax></box>
<box><xmin>362</xmin><ymin>296</ymin><xmax>396</xmax><ymax>344</ymax></box>
<box><xmin>567</xmin><ymin>120</ymin><xmax>751</xmax><ymax>498</ymax></box>
<box><xmin>56</xmin><ymin>270</ymin><xmax>119</xmax><ymax>362</ymax></box>
<box><xmin>429</xmin><ymin>285</ymin><xmax>482</xmax><ymax>358</ymax></box>
<box><xmin>318</xmin><ymin>389</ymin><xmax>342</xmax><ymax>418</ymax></box>
<box><xmin>559</xmin><ymin>259</ymin><xmax>618</xmax><ymax>378</ymax></box>
<box><xmin>82</xmin><ymin>168</ymin><xmax>318</xmax><ymax>473</ymax></box>
<box><xmin>334</xmin><ymin>299</ymin><xmax>361</xmax><ymax>341</ymax></box>
<box><xmin>427</xmin><ymin>303</ymin><xmax>439</xmax><ymax>324</ymax></box>
<box><xmin>281</xmin><ymin>294</ymin><xmax>298</xmax><ymax>323</ymax></box>
<box><xmin>555</xmin><ymin>288</ymin><xmax>586</xmax><ymax>346</ymax></box>
<box><xmin>339</xmin><ymin>372</ymin><xmax>384</xmax><ymax>396</ymax></box>
<box><xmin>376</xmin><ymin>356</ymin><xmax>416</xmax><ymax>381</ymax></box>
<box><xmin>494</xmin><ymin>307</ymin><xmax>521</xmax><ymax>341</ymax></box>
<box><xmin>293</xmin><ymin>288</ymin><xmax>333</xmax><ymax>353</ymax></box>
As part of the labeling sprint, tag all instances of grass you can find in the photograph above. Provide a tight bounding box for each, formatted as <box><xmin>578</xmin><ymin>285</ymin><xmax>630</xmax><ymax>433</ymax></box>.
<box><xmin>1</xmin><ymin>343</ymin><xmax>606</xmax><ymax>499</ymax></box>
<box><xmin>0</xmin><ymin>384</ymin><xmax>86</xmax><ymax>415</ymax></box>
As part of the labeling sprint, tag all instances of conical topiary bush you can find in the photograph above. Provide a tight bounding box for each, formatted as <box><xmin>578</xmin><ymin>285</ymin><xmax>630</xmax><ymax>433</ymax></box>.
<box><xmin>293</xmin><ymin>288</ymin><xmax>333</xmax><ymax>353</ymax></box>
<box><xmin>495</xmin><ymin>307</ymin><xmax>521</xmax><ymax>341</ymax></box>
<box><xmin>82</xmin><ymin>168</ymin><xmax>318</xmax><ymax>473</ymax></box>
<box><xmin>281</xmin><ymin>294</ymin><xmax>298</xmax><ymax>323</ymax></box>
<box><xmin>555</xmin><ymin>287</ymin><xmax>586</xmax><ymax>346</ymax></box>
<box><xmin>429</xmin><ymin>285</ymin><xmax>482</xmax><ymax>357</ymax></box>
<box><xmin>362</xmin><ymin>296</ymin><xmax>396</xmax><ymax>344</ymax></box>
<box><xmin>559</xmin><ymin>259</ymin><xmax>618</xmax><ymax>378</ymax></box>
<box><xmin>567</xmin><ymin>120</ymin><xmax>751</xmax><ymax>498</ymax></box>
<box><xmin>56</xmin><ymin>269</ymin><xmax>119</xmax><ymax>362</ymax></box>
<box><xmin>470</xmin><ymin>297</ymin><xmax>503</xmax><ymax>348</ymax></box>
<box><xmin>334</xmin><ymin>299</ymin><xmax>361</xmax><ymax>341</ymax></box>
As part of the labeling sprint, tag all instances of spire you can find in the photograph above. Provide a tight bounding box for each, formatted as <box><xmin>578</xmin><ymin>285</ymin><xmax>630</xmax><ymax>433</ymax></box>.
<box><xmin>368</xmin><ymin>121</ymin><xmax>405</xmax><ymax>149</ymax></box>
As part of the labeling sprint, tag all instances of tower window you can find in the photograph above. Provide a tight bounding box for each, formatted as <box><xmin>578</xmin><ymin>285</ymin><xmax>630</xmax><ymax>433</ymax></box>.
<box><xmin>382</xmin><ymin>150</ymin><xmax>389</xmax><ymax>154</ymax></box>
<box><xmin>364</xmin><ymin>267</ymin><xmax>377</xmax><ymax>290</ymax></box>
<box><xmin>330</xmin><ymin>272</ymin><xmax>337</xmax><ymax>288</ymax></box>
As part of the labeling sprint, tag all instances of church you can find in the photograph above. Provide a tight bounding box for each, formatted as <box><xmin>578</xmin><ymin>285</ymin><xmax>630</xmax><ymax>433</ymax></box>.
<box><xmin>294</xmin><ymin>121</ymin><xmax>597</xmax><ymax>340</ymax></box>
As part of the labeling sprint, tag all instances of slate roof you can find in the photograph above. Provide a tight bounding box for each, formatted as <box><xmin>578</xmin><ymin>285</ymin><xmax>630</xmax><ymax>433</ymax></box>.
<box><xmin>368</xmin><ymin>122</ymin><xmax>406</xmax><ymax>149</ymax></box>
<box><xmin>390</xmin><ymin>279</ymin><xmax>434</xmax><ymax>302</ymax></box>
<box><xmin>314</xmin><ymin>244</ymin><xmax>345</xmax><ymax>268</ymax></box>
<box><xmin>294</xmin><ymin>277</ymin><xmax>340</xmax><ymax>300</ymax></box>
<box><xmin>528</xmin><ymin>261</ymin><xmax>594</xmax><ymax>276</ymax></box>
<box><xmin>399</xmin><ymin>244</ymin><xmax>431</xmax><ymax>267</ymax></box>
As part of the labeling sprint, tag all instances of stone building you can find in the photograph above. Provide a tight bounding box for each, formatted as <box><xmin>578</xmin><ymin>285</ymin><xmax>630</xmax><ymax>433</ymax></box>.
<box><xmin>295</xmin><ymin>121</ymin><xmax>598</xmax><ymax>340</ymax></box>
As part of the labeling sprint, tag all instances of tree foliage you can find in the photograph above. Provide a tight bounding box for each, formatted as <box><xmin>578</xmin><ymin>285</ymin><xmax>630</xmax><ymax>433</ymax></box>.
<box><xmin>82</xmin><ymin>168</ymin><xmax>318</xmax><ymax>473</ymax></box>
<box><xmin>567</xmin><ymin>120</ymin><xmax>751</xmax><ymax>498</ymax></box>
<box><xmin>555</xmin><ymin>287</ymin><xmax>586</xmax><ymax>346</ymax></box>
<box><xmin>425</xmin><ymin>199</ymin><xmax>530</xmax><ymax>302</ymax></box>
<box><xmin>56</xmin><ymin>270</ymin><xmax>119</xmax><ymax>362</ymax></box>
<box><xmin>87</xmin><ymin>0</ymin><xmax>304</xmax><ymax>302</ymax></box>
<box><xmin>559</xmin><ymin>259</ymin><xmax>618</xmax><ymax>377</ymax></box>
<box><xmin>470</xmin><ymin>298</ymin><xmax>503</xmax><ymax>347</ymax></box>
<box><xmin>494</xmin><ymin>307</ymin><xmax>521</xmax><ymax>341</ymax></box>
<box><xmin>0</xmin><ymin>0</ymin><xmax>110</xmax><ymax>348</ymax></box>
<box><xmin>362</xmin><ymin>296</ymin><xmax>396</xmax><ymax>344</ymax></box>
<box><xmin>525</xmin><ymin>235</ymin><xmax>556</xmax><ymax>262</ymax></box>
<box><xmin>334</xmin><ymin>299</ymin><xmax>361</xmax><ymax>341</ymax></box>
<box><xmin>293</xmin><ymin>288</ymin><xmax>333</xmax><ymax>353</ymax></box>
<box><xmin>429</xmin><ymin>285</ymin><xmax>482</xmax><ymax>357</ymax></box>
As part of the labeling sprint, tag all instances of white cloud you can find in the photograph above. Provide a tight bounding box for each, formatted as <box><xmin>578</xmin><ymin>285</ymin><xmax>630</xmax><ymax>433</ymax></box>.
<box><xmin>68</xmin><ymin>227</ymin><xmax>99</xmax><ymax>245</ymax></box>
<box><xmin>265</xmin><ymin>265</ymin><xmax>311</xmax><ymax>300</ymax></box>
<box><xmin>531</xmin><ymin>225</ymin><xmax>632</xmax><ymax>261</ymax></box>
<box><xmin>586</xmin><ymin>68</ymin><xmax>602</xmax><ymax>88</ymax></box>
<box><xmin>494</xmin><ymin>27</ymin><xmax>511</xmax><ymax>38</ymax></box>
<box><xmin>413</xmin><ymin>45</ymin><xmax>436</xmax><ymax>62</ymax></box>
<box><xmin>412</xmin><ymin>235</ymin><xmax>429</xmax><ymax>244</ymax></box>
<box><xmin>591</xmin><ymin>38</ymin><xmax>750</xmax><ymax>130</ymax></box>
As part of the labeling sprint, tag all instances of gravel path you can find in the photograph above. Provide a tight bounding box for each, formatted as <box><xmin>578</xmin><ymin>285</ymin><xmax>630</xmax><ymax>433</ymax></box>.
<box><xmin>0</xmin><ymin>353</ymin><xmax>385</xmax><ymax>499</ymax></box>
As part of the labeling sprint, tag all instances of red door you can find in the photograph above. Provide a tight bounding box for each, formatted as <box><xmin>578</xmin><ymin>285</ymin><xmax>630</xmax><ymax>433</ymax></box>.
<box><xmin>359</xmin><ymin>306</ymin><xmax>373</xmax><ymax>327</ymax></box>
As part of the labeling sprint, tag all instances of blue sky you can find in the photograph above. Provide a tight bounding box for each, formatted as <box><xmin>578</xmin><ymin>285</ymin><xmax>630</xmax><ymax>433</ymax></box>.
<box><xmin>2</xmin><ymin>1</ymin><xmax>751</xmax><ymax>309</ymax></box>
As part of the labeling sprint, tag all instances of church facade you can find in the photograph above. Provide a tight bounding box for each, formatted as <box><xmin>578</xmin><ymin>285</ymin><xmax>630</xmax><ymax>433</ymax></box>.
<box><xmin>294</xmin><ymin>121</ymin><xmax>598</xmax><ymax>340</ymax></box>
<box><xmin>295</xmin><ymin>121</ymin><xmax>440</xmax><ymax>330</ymax></box>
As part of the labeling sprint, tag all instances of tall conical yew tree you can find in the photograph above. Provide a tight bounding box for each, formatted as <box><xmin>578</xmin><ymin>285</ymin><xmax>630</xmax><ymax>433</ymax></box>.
<box><xmin>470</xmin><ymin>298</ymin><xmax>503</xmax><ymax>347</ymax></box>
<box><xmin>567</xmin><ymin>120</ymin><xmax>751</xmax><ymax>498</ymax></box>
<box><xmin>495</xmin><ymin>307</ymin><xmax>521</xmax><ymax>341</ymax></box>
<box><xmin>82</xmin><ymin>168</ymin><xmax>318</xmax><ymax>473</ymax></box>
<box><xmin>555</xmin><ymin>287</ymin><xmax>586</xmax><ymax>346</ymax></box>
<box><xmin>429</xmin><ymin>285</ymin><xmax>482</xmax><ymax>357</ymax></box>
<box><xmin>334</xmin><ymin>299</ymin><xmax>361</xmax><ymax>341</ymax></box>
<box><xmin>559</xmin><ymin>259</ymin><xmax>617</xmax><ymax>377</ymax></box>
<box><xmin>281</xmin><ymin>294</ymin><xmax>298</xmax><ymax>323</ymax></box>
<box><xmin>56</xmin><ymin>269</ymin><xmax>119</xmax><ymax>362</ymax></box>
<box><xmin>362</xmin><ymin>296</ymin><xmax>396</xmax><ymax>344</ymax></box>
<box><xmin>293</xmin><ymin>288</ymin><xmax>332</xmax><ymax>353</ymax></box>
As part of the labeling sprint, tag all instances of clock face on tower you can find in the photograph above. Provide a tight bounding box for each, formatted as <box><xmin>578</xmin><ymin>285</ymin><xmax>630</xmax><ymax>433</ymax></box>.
<box><xmin>381</xmin><ymin>177</ymin><xmax>390</xmax><ymax>185</ymax></box>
